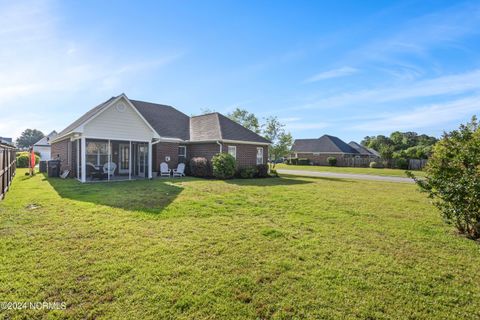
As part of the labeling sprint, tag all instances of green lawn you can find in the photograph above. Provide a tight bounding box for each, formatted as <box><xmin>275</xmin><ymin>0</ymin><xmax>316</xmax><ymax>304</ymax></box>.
<box><xmin>275</xmin><ymin>163</ymin><xmax>427</xmax><ymax>177</ymax></box>
<box><xmin>1</xmin><ymin>169</ymin><xmax>479</xmax><ymax>319</ymax></box>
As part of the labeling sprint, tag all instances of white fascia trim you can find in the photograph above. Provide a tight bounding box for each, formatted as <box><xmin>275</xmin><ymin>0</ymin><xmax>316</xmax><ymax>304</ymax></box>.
<box><xmin>294</xmin><ymin>151</ymin><xmax>359</xmax><ymax>155</ymax></box>
<box><xmin>187</xmin><ymin>139</ymin><xmax>270</xmax><ymax>146</ymax></box>
<box><xmin>153</xmin><ymin>137</ymin><xmax>186</xmax><ymax>144</ymax></box>
<box><xmin>82</xmin><ymin>135</ymin><xmax>151</xmax><ymax>142</ymax></box>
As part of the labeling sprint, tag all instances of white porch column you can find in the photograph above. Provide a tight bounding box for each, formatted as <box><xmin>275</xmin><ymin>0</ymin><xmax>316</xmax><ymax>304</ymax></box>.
<box><xmin>148</xmin><ymin>141</ymin><xmax>152</xmax><ymax>179</ymax></box>
<box><xmin>76</xmin><ymin>140</ymin><xmax>80</xmax><ymax>180</ymax></box>
<box><xmin>129</xmin><ymin>141</ymin><xmax>132</xmax><ymax>180</ymax></box>
<box><xmin>108</xmin><ymin>140</ymin><xmax>111</xmax><ymax>181</ymax></box>
<box><xmin>81</xmin><ymin>137</ymin><xmax>86</xmax><ymax>183</ymax></box>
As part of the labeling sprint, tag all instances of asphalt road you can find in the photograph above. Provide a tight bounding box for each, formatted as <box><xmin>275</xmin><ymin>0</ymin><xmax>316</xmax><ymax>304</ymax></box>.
<box><xmin>277</xmin><ymin>169</ymin><xmax>415</xmax><ymax>183</ymax></box>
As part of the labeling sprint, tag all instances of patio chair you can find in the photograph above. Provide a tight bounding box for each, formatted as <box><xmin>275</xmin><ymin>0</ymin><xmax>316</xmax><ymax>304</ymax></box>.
<box><xmin>172</xmin><ymin>163</ymin><xmax>185</xmax><ymax>178</ymax></box>
<box><xmin>103</xmin><ymin>162</ymin><xmax>117</xmax><ymax>177</ymax></box>
<box><xmin>160</xmin><ymin>162</ymin><xmax>171</xmax><ymax>177</ymax></box>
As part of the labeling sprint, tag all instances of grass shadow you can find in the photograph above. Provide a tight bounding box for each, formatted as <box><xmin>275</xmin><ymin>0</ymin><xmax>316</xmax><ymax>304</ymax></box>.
<box><xmin>225</xmin><ymin>176</ymin><xmax>313</xmax><ymax>186</ymax></box>
<box><xmin>45</xmin><ymin>175</ymin><xmax>184</xmax><ymax>214</ymax></box>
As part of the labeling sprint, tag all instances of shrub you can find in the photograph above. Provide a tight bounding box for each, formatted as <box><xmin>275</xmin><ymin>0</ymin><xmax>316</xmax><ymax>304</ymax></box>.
<box><xmin>394</xmin><ymin>158</ymin><xmax>409</xmax><ymax>169</ymax></box>
<box><xmin>270</xmin><ymin>169</ymin><xmax>278</xmax><ymax>177</ymax></box>
<box><xmin>16</xmin><ymin>153</ymin><xmax>40</xmax><ymax>168</ymax></box>
<box><xmin>409</xmin><ymin>116</ymin><xmax>480</xmax><ymax>239</ymax></box>
<box><xmin>211</xmin><ymin>153</ymin><xmax>236</xmax><ymax>179</ymax></box>
<box><xmin>189</xmin><ymin>157</ymin><xmax>211</xmax><ymax>177</ymax></box>
<box><xmin>256</xmin><ymin>164</ymin><xmax>269</xmax><ymax>178</ymax></box>
<box><xmin>327</xmin><ymin>156</ymin><xmax>337</xmax><ymax>166</ymax></box>
<box><xmin>238</xmin><ymin>166</ymin><xmax>257</xmax><ymax>179</ymax></box>
<box><xmin>369</xmin><ymin>161</ymin><xmax>384</xmax><ymax>169</ymax></box>
<box><xmin>298</xmin><ymin>158</ymin><xmax>310</xmax><ymax>165</ymax></box>
<box><xmin>288</xmin><ymin>158</ymin><xmax>298</xmax><ymax>165</ymax></box>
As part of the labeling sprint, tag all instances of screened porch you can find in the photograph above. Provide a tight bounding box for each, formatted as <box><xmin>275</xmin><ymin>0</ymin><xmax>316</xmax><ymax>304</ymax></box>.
<box><xmin>72</xmin><ymin>138</ymin><xmax>151</xmax><ymax>182</ymax></box>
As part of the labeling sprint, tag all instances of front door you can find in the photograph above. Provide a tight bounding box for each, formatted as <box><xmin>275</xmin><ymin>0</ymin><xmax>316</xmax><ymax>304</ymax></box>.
<box><xmin>118</xmin><ymin>144</ymin><xmax>130</xmax><ymax>174</ymax></box>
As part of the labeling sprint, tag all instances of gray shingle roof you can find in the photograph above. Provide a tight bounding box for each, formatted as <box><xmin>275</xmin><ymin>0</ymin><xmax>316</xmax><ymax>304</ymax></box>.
<box><xmin>54</xmin><ymin>96</ymin><xmax>270</xmax><ymax>144</ymax></box>
<box><xmin>292</xmin><ymin>135</ymin><xmax>359</xmax><ymax>154</ymax></box>
<box><xmin>34</xmin><ymin>131</ymin><xmax>58</xmax><ymax>146</ymax></box>
<box><xmin>130</xmin><ymin>100</ymin><xmax>190</xmax><ymax>140</ymax></box>
<box><xmin>348</xmin><ymin>141</ymin><xmax>376</xmax><ymax>156</ymax></box>
<box><xmin>190</xmin><ymin>113</ymin><xmax>270</xmax><ymax>143</ymax></box>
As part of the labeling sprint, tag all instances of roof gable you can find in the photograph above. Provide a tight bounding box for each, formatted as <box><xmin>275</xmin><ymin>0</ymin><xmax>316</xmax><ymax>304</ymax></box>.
<box><xmin>34</xmin><ymin>131</ymin><xmax>58</xmax><ymax>146</ymax></box>
<box><xmin>292</xmin><ymin>135</ymin><xmax>359</xmax><ymax>154</ymax></box>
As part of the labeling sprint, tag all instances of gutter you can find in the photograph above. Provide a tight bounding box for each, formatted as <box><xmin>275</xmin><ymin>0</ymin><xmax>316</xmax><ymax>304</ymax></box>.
<box><xmin>216</xmin><ymin>141</ymin><xmax>223</xmax><ymax>153</ymax></box>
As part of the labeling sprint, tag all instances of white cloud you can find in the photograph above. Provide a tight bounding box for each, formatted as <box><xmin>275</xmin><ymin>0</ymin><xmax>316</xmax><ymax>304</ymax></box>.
<box><xmin>294</xmin><ymin>69</ymin><xmax>480</xmax><ymax>110</ymax></box>
<box><xmin>304</xmin><ymin>66</ymin><xmax>358</xmax><ymax>83</ymax></box>
<box><xmin>353</xmin><ymin>95</ymin><xmax>480</xmax><ymax>131</ymax></box>
<box><xmin>0</xmin><ymin>0</ymin><xmax>181</xmax><ymax>104</ymax></box>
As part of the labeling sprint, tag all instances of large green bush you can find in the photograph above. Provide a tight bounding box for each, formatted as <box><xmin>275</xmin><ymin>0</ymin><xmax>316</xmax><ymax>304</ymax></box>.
<box><xmin>369</xmin><ymin>161</ymin><xmax>384</xmax><ymax>169</ymax></box>
<box><xmin>189</xmin><ymin>157</ymin><xmax>211</xmax><ymax>177</ymax></box>
<box><xmin>256</xmin><ymin>164</ymin><xmax>269</xmax><ymax>178</ymax></box>
<box><xmin>394</xmin><ymin>158</ymin><xmax>409</xmax><ymax>169</ymax></box>
<box><xmin>238</xmin><ymin>166</ymin><xmax>257</xmax><ymax>179</ymax></box>
<box><xmin>16</xmin><ymin>153</ymin><xmax>40</xmax><ymax>168</ymax></box>
<box><xmin>327</xmin><ymin>157</ymin><xmax>337</xmax><ymax>166</ymax></box>
<box><xmin>297</xmin><ymin>158</ymin><xmax>310</xmax><ymax>165</ymax></box>
<box><xmin>211</xmin><ymin>153</ymin><xmax>236</xmax><ymax>179</ymax></box>
<box><xmin>409</xmin><ymin>116</ymin><xmax>480</xmax><ymax>239</ymax></box>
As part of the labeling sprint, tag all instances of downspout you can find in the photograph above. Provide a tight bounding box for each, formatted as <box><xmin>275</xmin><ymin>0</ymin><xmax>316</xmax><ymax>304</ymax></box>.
<box><xmin>216</xmin><ymin>141</ymin><xmax>222</xmax><ymax>153</ymax></box>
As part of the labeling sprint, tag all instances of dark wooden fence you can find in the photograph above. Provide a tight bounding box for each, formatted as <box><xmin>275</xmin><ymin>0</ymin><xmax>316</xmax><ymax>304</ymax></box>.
<box><xmin>0</xmin><ymin>142</ymin><xmax>16</xmax><ymax>200</ymax></box>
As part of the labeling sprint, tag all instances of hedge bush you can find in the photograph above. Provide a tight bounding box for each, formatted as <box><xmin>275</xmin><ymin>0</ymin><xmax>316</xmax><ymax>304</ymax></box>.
<box><xmin>189</xmin><ymin>157</ymin><xmax>211</xmax><ymax>177</ymax></box>
<box><xmin>327</xmin><ymin>156</ymin><xmax>337</xmax><ymax>166</ymax></box>
<box><xmin>16</xmin><ymin>153</ymin><xmax>40</xmax><ymax>168</ymax></box>
<box><xmin>256</xmin><ymin>164</ymin><xmax>269</xmax><ymax>178</ymax></box>
<box><xmin>211</xmin><ymin>153</ymin><xmax>236</xmax><ymax>179</ymax></box>
<box><xmin>369</xmin><ymin>161</ymin><xmax>384</xmax><ymax>169</ymax></box>
<box><xmin>298</xmin><ymin>158</ymin><xmax>310</xmax><ymax>165</ymax></box>
<box><xmin>394</xmin><ymin>158</ymin><xmax>409</xmax><ymax>170</ymax></box>
<box><xmin>238</xmin><ymin>166</ymin><xmax>257</xmax><ymax>179</ymax></box>
<box><xmin>287</xmin><ymin>158</ymin><xmax>298</xmax><ymax>165</ymax></box>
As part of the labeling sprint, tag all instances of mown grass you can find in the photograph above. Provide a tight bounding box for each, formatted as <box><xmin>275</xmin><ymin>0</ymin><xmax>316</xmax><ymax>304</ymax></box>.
<box><xmin>1</xmin><ymin>169</ymin><xmax>479</xmax><ymax>319</ymax></box>
<box><xmin>276</xmin><ymin>163</ymin><xmax>427</xmax><ymax>177</ymax></box>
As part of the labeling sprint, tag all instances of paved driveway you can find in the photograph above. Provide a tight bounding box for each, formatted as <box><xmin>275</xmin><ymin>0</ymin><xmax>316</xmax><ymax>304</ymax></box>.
<box><xmin>277</xmin><ymin>169</ymin><xmax>415</xmax><ymax>183</ymax></box>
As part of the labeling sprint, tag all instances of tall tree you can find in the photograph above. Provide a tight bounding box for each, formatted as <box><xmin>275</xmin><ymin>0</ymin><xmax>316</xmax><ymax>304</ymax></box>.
<box><xmin>263</xmin><ymin>116</ymin><xmax>293</xmax><ymax>167</ymax></box>
<box><xmin>16</xmin><ymin>129</ymin><xmax>44</xmax><ymax>148</ymax></box>
<box><xmin>227</xmin><ymin>108</ymin><xmax>261</xmax><ymax>134</ymax></box>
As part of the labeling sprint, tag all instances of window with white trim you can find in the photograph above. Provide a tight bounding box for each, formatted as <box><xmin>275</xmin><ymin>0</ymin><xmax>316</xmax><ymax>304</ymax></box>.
<box><xmin>178</xmin><ymin>146</ymin><xmax>186</xmax><ymax>163</ymax></box>
<box><xmin>228</xmin><ymin>146</ymin><xmax>236</xmax><ymax>159</ymax></box>
<box><xmin>256</xmin><ymin>147</ymin><xmax>264</xmax><ymax>165</ymax></box>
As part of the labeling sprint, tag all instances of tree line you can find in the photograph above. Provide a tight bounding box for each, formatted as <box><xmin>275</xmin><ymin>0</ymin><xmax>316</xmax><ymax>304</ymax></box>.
<box><xmin>361</xmin><ymin>131</ymin><xmax>438</xmax><ymax>161</ymax></box>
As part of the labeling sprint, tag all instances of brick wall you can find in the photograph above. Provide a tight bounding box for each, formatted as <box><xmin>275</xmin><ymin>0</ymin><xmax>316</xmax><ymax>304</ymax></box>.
<box><xmin>187</xmin><ymin>143</ymin><xmax>220</xmax><ymax>162</ymax></box>
<box><xmin>153</xmin><ymin>142</ymin><xmax>179</xmax><ymax>172</ymax></box>
<box><xmin>187</xmin><ymin>142</ymin><xmax>267</xmax><ymax>168</ymax></box>
<box><xmin>222</xmin><ymin>143</ymin><xmax>267</xmax><ymax>167</ymax></box>
<box><xmin>51</xmin><ymin>138</ymin><xmax>73</xmax><ymax>174</ymax></box>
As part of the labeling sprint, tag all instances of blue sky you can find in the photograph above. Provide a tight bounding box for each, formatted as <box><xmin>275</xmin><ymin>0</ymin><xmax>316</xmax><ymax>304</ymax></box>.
<box><xmin>1</xmin><ymin>0</ymin><xmax>480</xmax><ymax>142</ymax></box>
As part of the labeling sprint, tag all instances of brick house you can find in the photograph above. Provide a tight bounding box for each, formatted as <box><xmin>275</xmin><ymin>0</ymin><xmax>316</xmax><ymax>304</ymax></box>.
<box><xmin>290</xmin><ymin>135</ymin><xmax>379</xmax><ymax>167</ymax></box>
<box><xmin>50</xmin><ymin>94</ymin><xmax>270</xmax><ymax>182</ymax></box>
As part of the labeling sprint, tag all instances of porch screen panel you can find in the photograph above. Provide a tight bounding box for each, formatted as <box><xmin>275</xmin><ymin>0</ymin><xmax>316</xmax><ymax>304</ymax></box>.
<box><xmin>86</xmin><ymin>141</ymin><xmax>110</xmax><ymax>166</ymax></box>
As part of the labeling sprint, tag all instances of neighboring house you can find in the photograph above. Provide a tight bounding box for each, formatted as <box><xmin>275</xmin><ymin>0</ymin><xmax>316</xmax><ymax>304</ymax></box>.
<box><xmin>348</xmin><ymin>141</ymin><xmax>381</xmax><ymax>159</ymax></box>
<box><xmin>33</xmin><ymin>131</ymin><xmax>58</xmax><ymax>160</ymax></box>
<box><xmin>50</xmin><ymin>94</ymin><xmax>270</xmax><ymax>182</ymax></box>
<box><xmin>0</xmin><ymin>137</ymin><xmax>12</xmax><ymax>145</ymax></box>
<box><xmin>290</xmin><ymin>135</ymin><xmax>379</xmax><ymax>167</ymax></box>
